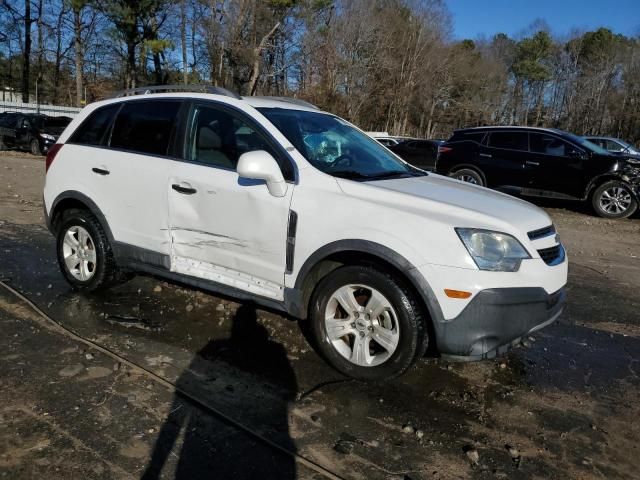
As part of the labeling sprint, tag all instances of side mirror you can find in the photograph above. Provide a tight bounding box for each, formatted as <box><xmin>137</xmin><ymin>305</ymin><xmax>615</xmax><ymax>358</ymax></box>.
<box><xmin>237</xmin><ymin>150</ymin><xmax>287</xmax><ymax>197</ymax></box>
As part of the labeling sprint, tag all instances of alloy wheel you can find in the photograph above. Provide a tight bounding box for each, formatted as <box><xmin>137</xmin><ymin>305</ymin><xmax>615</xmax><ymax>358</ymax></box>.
<box><xmin>62</xmin><ymin>225</ymin><xmax>97</xmax><ymax>281</ymax></box>
<box><xmin>324</xmin><ymin>284</ymin><xmax>400</xmax><ymax>367</ymax></box>
<box><xmin>458</xmin><ymin>174</ymin><xmax>478</xmax><ymax>184</ymax></box>
<box><xmin>599</xmin><ymin>187</ymin><xmax>632</xmax><ymax>215</ymax></box>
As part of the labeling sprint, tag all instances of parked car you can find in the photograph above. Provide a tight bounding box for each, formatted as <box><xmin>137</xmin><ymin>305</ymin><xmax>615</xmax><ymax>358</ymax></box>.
<box><xmin>0</xmin><ymin>113</ymin><xmax>72</xmax><ymax>155</ymax></box>
<box><xmin>375</xmin><ymin>137</ymin><xmax>401</xmax><ymax>147</ymax></box>
<box><xmin>584</xmin><ymin>136</ymin><xmax>640</xmax><ymax>158</ymax></box>
<box><xmin>388</xmin><ymin>139</ymin><xmax>444</xmax><ymax>170</ymax></box>
<box><xmin>436</xmin><ymin>126</ymin><xmax>640</xmax><ymax>219</ymax></box>
<box><xmin>44</xmin><ymin>86</ymin><xmax>567</xmax><ymax>379</ymax></box>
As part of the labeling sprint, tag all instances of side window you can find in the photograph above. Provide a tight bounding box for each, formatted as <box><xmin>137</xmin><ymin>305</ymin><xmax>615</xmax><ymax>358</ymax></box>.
<box><xmin>187</xmin><ymin>104</ymin><xmax>283</xmax><ymax>173</ymax></box>
<box><xmin>110</xmin><ymin>101</ymin><xmax>180</xmax><ymax>155</ymax></box>
<box><xmin>605</xmin><ymin>140</ymin><xmax>623</xmax><ymax>152</ymax></box>
<box><xmin>530</xmin><ymin>133</ymin><xmax>570</xmax><ymax>156</ymax></box>
<box><xmin>69</xmin><ymin>104</ymin><xmax>120</xmax><ymax>146</ymax></box>
<box><xmin>488</xmin><ymin>132</ymin><xmax>528</xmax><ymax>151</ymax></box>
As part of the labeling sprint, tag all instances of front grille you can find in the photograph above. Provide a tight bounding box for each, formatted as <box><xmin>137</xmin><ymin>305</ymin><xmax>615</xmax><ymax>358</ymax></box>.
<box><xmin>528</xmin><ymin>224</ymin><xmax>556</xmax><ymax>240</ymax></box>
<box><xmin>538</xmin><ymin>244</ymin><xmax>564</xmax><ymax>266</ymax></box>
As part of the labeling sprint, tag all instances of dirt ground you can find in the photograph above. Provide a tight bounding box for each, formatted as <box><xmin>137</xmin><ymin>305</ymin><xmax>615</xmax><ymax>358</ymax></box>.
<box><xmin>1</xmin><ymin>152</ymin><xmax>639</xmax><ymax>479</ymax></box>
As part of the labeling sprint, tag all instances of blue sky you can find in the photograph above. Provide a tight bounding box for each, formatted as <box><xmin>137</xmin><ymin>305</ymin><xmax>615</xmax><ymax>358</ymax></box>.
<box><xmin>447</xmin><ymin>0</ymin><xmax>640</xmax><ymax>39</ymax></box>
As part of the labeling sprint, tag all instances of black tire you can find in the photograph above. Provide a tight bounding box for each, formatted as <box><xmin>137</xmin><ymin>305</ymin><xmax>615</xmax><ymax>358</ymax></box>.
<box><xmin>591</xmin><ymin>180</ymin><xmax>638</xmax><ymax>219</ymax></box>
<box><xmin>451</xmin><ymin>168</ymin><xmax>485</xmax><ymax>186</ymax></box>
<box><xmin>309</xmin><ymin>265</ymin><xmax>428</xmax><ymax>380</ymax></box>
<box><xmin>0</xmin><ymin>136</ymin><xmax>6</xmax><ymax>151</ymax></box>
<box><xmin>30</xmin><ymin>138</ymin><xmax>42</xmax><ymax>156</ymax></box>
<box><xmin>56</xmin><ymin>209</ymin><xmax>128</xmax><ymax>291</ymax></box>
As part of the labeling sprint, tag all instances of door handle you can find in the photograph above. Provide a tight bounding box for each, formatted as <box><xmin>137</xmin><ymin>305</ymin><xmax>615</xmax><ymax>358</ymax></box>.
<box><xmin>92</xmin><ymin>167</ymin><xmax>110</xmax><ymax>175</ymax></box>
<box><xmin>172</xmin><ymin>183</ymin><xmax>197</xmax><ymax>195</ymax></box>
<box><xmin>479</xmin><ymin>153</ymin><xmax>492</xmax><ymax>158</ymax></box>
<box><xmin>525</xmin><ymin>161</ymin><xmax>540</xmax><ymax>166</ymax></box>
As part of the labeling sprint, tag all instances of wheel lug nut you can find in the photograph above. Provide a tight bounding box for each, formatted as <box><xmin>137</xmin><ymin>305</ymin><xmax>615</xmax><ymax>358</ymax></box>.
<box><xmin>359</xmin><ymin>331</ymin><xmax>365</xmax><ymax>337</ymax></box>
<box><xmin>351</xmin><ymin>322</ymin><xmax>356</xmax><ymax>328</ymax></box>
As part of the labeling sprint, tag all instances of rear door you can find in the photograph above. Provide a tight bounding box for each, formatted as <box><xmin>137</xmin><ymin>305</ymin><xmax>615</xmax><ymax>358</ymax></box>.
<box><xmin>527</xmin><ymin>132</ymin><xmax>586</xmax><ymax>198</ymax></box>
<box><xmin>167</xmin><ymin>101</ymin><xmax>293</xmax><ymax>300</ymax></box>
<box><xmin>64</xmin><ymin>100</ymin><xmax>181</xmax><ymax>256</ymax></box>
<box><xmin>483</xmin><ymin>131</ymin><xmax>529</xmax><ymax>188</ymax></box>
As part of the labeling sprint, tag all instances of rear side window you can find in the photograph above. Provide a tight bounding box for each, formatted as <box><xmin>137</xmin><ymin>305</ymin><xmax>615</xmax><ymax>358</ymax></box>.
<box><xmin>530</xmin><ymin>133</ymin><xmax>570</xmax><ymax>156</ymax></box>
<box><xmin>110</xmin><ymin>101</ymin><xmax>181</xmax><ymax>156</ymax></box>
<box><xmin>488</xmin><ymin>132</ymin><xmax>528</xmax><ymax>151</ymax></box>
<box><xmin>69</xmin><ymin>104</ymin><xmax>120</xmax><ymax>146</ymax></box>
<box><xmin>448</xmin><ymin>131</ymin><xmax>486</xmax><ymax>144</ymax></box>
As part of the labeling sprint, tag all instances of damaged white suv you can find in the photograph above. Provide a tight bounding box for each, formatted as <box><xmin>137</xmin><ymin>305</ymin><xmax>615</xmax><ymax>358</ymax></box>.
<box><xmin>44</xmin><ymin>86</ymin><xmax>567</xmax><ymax>379</ymax></box>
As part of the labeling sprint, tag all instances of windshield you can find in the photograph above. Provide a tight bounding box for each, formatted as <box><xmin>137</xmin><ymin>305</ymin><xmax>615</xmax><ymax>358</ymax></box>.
<box><xmin>258</xmin><ymin>108</ymin><xmax>424</xmax><ymax>180</ymax></box>
<box><xmin>564</xmin><ymin>132</ymin><xmax>610</xmax><ymax>155</ymax></box>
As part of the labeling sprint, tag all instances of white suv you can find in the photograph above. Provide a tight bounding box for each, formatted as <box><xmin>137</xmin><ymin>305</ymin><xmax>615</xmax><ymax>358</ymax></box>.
<box><xmin>43</xmin><ymin>86</ymin><xmax>567</xmax><ymax>379</ymax></box>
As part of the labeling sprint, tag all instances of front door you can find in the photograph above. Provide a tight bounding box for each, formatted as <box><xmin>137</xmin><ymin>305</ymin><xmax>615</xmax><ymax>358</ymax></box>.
<box><xmin>167</xmin><ymin>102</ymin><xmax>293</xmax><ymax>300</ymax></box>
<box><xmin>482</xmin><ymin>131</ymin><xmax>529</xmax><ymax>188</ymax></box>
<box><xmin>527</xmin><ymin>132</ymin><xmax>585</xmax><ymax>198</ymax></box>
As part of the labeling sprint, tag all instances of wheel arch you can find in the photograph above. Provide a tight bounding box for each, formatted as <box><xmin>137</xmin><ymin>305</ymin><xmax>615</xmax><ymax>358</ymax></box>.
<box><xmin>49</xmin><ymin>191</ymin><xmax>114</xmax><ymax>242</ymax></box>
<box><xmin>583</xmin><ymin>173</ymin><xmax>639</xmax><ymax>201</ymax></box>
<box><xmin>448</xmin><ymin>164</ymin><xmax>487</xmax><ymax>184</ymax></box>
<box><xmin>292</xmin><ymin>240</ymin><xmax>444</xmax><ymax>334</ymax></box>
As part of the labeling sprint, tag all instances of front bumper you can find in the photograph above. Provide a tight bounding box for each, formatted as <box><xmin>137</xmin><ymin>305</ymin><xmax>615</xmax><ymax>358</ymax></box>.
<box><xmin>433</xmin><ymin>287</ymin><xmax>566</xmax><ymax>360</ymax></box>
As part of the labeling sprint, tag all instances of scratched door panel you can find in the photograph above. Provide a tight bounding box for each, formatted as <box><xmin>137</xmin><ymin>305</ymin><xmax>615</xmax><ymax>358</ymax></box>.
<box><xmin>167</xmin><ymin>160</ymin><xmax>292</xmax><ymax>296</ymax></box>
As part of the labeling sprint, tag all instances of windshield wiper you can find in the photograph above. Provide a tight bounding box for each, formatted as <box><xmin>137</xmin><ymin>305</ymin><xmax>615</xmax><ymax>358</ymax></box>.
<box><xmin>367</xmin><ymin>171</ymin><xmax>425</xmax><ymax>180</ymax></box>
<box><xmin>330</xmin><ymin>170</ymin><xmax>372</xmax><ymax>180</ymax></box>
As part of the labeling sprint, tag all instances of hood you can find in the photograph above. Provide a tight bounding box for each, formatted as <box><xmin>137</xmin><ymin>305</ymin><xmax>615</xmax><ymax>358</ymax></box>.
<box><xmin>338</xmin><ymin>173</ymin><xmax>552</xmax><ymax>237</ymax></box>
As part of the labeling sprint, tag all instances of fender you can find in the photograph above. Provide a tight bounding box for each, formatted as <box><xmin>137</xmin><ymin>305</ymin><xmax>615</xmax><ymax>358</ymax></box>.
<box><xmin>292</xmin><ymin>239</ymin><xmax>445</xmax><ymax>324</ymax></box>
<box><xmin>582</xmin><ymin>172</ymin><xmax>640</xmax><ymax>201</ymax></box>
<box><xmin>48</xmin><ymin>190</ymin><xmax>115</xmax><ymax>243</ymax></box>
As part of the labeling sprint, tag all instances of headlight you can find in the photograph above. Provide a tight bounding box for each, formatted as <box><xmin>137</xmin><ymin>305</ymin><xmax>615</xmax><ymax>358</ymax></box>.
<box><xmin>456</xmin><ymin>228</ymin><xmax>531</xmax><ymax>272</ymax></box>
<box><xmin>40</xmin><ymin>133</ymin><xmax>56</xmax><ymax>141</ymax></box>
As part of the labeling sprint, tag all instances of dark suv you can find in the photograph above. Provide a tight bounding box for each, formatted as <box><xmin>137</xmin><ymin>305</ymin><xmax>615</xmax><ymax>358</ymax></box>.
<box><xmin>436</xmin><ymin>127</ymin><xmax>640</xmax><ymax>219</ymax></box>
<box><xmin>0</xmin><ymin>113</ymin><xmax>72</xmax><ymax>155</ymax></box>
<box><xmin>388</xmin><ymin>139</ymin><xmax>443</xmax><ymax>170</ymax></box>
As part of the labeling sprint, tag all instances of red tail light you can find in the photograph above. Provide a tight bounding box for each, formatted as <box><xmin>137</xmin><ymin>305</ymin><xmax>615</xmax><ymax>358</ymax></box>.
<box><xmin>438</xmin><ymin>146</ymin><xmax>452</xmax><ymax>154</ymax></box>
<box><xmin>45</xmin><ymin>144</ymin><xmax>63</xmax><ymax>172</ymax></box>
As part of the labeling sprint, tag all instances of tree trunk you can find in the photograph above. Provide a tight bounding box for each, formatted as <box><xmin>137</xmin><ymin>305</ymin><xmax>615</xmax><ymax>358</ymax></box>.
<box><xmin>180</xmin><ymin>0</ymin><xmax>188</xmax><ymax>84</ymax></box>
<box><xmin>22</xmin><ymin>0</ymin><xmax>31</xmax><ymax>103</ymax></box>
<box><xmin>74</xmin><ymin>7</ymin><xmax>84</xmax><ymax>107</ymax></box>
<box><xmin>248</xmin><ymin>22</ymin><xmax>280</xmax><ymax>96</ymax></box>
<box><xmin>126</xmin><ymin>41</ymin><xmax>136</xmax><ymax>89</ymax></box>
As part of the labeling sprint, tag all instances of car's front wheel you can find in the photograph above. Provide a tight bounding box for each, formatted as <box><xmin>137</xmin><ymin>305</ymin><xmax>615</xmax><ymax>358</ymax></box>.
<box><xmin>591</xmin><ymin>181</ymin><xmax>638</xmax><ymax>219</ymax></box>
<box><xmin>56</xmin><ymin>209</ymin><xmax>128</xmax><ymax>291</ymax></box>
<box><xmin>30</xmin><ymin>139</ymin><xmax>42</xmax><ymax>156</ymax></box>
<box><xmin>309</xmin><ymin>265</ymin><xmax>428</xmax><ymax>380</ymax></box>
<box><xmin>451</xmin><ymin>168</ymin><xmax>485</xmax><ymax>186</ymax></box>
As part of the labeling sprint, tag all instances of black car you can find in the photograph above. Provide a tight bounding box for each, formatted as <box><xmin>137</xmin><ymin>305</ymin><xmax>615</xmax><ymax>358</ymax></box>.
<box><xmin>388</xmin><ymin>139</ymin><xmax>444</xmax><ymax>170</ymax></box>
<box><xmin>0</xmin><ymin>113</ymin><xmax>72</xmax><ymax>155</ymax></box>
<box><xmin>436</xmin><ymin>126</ymin><xmax>640</xmax><ymax>219</ymax></box>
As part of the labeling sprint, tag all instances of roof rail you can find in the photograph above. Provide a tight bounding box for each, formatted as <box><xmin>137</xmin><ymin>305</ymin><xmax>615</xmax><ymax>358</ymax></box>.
<box><xmin>111</xmin><ymin>84</ymin><xmax>241</xmax><ymax>100</ymax></box>
<box><xmin>248</xmin><ymin>96</ymin><xmax>318</xmax><ymax>109</ymax></box>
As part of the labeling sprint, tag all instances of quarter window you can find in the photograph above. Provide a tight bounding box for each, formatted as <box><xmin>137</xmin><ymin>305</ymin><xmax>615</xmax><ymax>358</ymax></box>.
<box><xmin>488</xmin><ymin>132</ymin><xmax>528</xmax><ymax>151</ymax></box>
<box><xmin>69</xmin><ymin>104</ymin><xmax>120</xmax><ymax>146</ymax></box>
<box><xmin>530</xmin><ymin>133</ymin><xmax>570</xmax><ymax>156</ymax></box>
<box><xmin>110</xmin><ymin>101</ymin><xmax>180</xmax><ymax>155</ymax></box>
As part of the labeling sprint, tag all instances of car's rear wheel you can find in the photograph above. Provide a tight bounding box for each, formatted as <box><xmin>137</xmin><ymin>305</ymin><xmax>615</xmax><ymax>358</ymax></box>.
<box><xmin>30</xmin><ymin>139</ymin><xmax>41</xmax><ymax>156</ymax></box>
<box><xmin>591</xmin><ymin>181</ymin><xmax>638</xmax><ymax>219</ymax></box>
<box><xmin>56</xmin><ymin>209</ymin><xmax>128</xmax><ymax>291</ymax></box>
<box><xmin>309</xmin><ymin>265</ymin><xmax>428</xmax><ymax>380</ymax></box>
<box><xmin>451</xmin><ymin>168</ymin><xmax>484</xmax><ymax>186</ymax></box>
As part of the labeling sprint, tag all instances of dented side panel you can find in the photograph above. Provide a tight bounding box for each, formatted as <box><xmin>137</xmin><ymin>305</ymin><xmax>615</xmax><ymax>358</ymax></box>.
<box><xmin>167</xmin><ymin>160</ymin><xmax>292</xmax><ymax>298</ymax></box>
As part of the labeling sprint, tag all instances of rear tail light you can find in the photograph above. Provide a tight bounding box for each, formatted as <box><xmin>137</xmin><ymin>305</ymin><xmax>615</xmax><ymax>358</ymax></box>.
<box><xmin>45</xmin><ymin>144</ymin><xmax>63</xmax><ymax>172</ymax></box>
<box><xmin>438</xmin><ymin>146</ymin><xmax>453</xmax><ymax>154</ymax></box>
